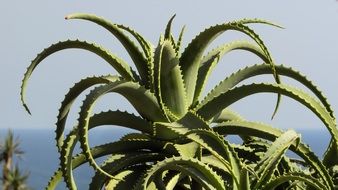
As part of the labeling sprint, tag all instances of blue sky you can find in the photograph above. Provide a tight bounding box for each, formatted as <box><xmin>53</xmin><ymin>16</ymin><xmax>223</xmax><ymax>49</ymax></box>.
<box><xmin>1</xmin><ymin>0</ymin><xmax>338</xmax><ymax>131</ymax></box>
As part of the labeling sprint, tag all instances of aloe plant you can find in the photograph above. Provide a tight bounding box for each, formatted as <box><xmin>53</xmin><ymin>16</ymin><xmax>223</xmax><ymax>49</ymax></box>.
<box><xmin>21</xmin><ymin>13</ymin><xmax>338</xmax><ymax>189</ymax></box>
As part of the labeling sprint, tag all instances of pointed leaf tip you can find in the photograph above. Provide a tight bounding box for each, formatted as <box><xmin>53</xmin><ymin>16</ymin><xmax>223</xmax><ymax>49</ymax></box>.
<box><xmin>64</xmin><ymin>14</ymin><xmax>74</xmax><ymax>20</ymax></box>
<box><xmin>23</xmin><ymin>104</ymin><xmax>32</xmax><ymax>115</ymax></box>
<box><xmin>164</xmin><ymin>14</ymin><xmax>177</xmax><ymax>40</ymax></box>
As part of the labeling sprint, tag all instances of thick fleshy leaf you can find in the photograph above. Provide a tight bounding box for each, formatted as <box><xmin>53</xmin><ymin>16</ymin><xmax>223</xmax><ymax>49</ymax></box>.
<box><xmin>116</xmin><ymin>24</ymin><xmax>155</xmax><ymax>89</ymax></box>
<box><xmin>104</xmin><ymin>165</ymin><xmax>148</xmax><ymax>190</ymax></box>
<box><xmin>153</xmin><ymin>120</ymin><xmax>241</xmax><ymax>188</ymax></box>
<box><xmin>198</xmin><ymin>82</ymin><xmax>338</xmax><ymax>170</ymax></box>
<box><xmin>55</xmin><ymin>75</ymin><xmax>121</xmax><ymax>151</ymax></box>
<box><xmin>164</xmin><ymin>14</ymin><xmax>176</xmax><ymax>40</ymax></box>
<box><xmin>154</xmin><ymin>111</ymin><xmax>209</xmax><ymax>141</ymax></box>
<box><xmin>196</xmin><ymin>83</ymin><xmax>338</xmax><ymax>150</ymax></box>
<box><xmin>184</xmin><ymin>129</ymin><xmax>242</xmax><ymax>189</ymax></box>
<box><xmin>65</xmin><ymin>13</ymin><xmax>150</xmax><ymax>87</ymax></box>
<box><xmin>76</xmin><ymin>81</ymin><xmax>167</xmax><ymax>178</ymax></box>
<box><xmin>153</xmin><ymin>40</ymin><xmax>187</xmax><ymax>119</ymax></box>
<box><xmin>213</xmin><ymin>120</ymin><xmax>334</xmax><ymax>189</ymax></box>
<box><xmin>201</xmin><ymin>64</ymin><xmax>335</xmax><ymax>119</ymax></box>
<box><xmin>134</xmin><ymin>157</ymin><xmax>225</xmax><ymax>190</ymax></box>
<box><xmin>164</xmin><ymin>172</ymin><xmax>185</xmax><ymax>190</ymax></box>
<box><xmin>21</xmin><ymin>40</ymin><xmax>138</xmax><ymax>114</ymax></box>
<box><xmin>59</xmin><ymin>110</ymin><xmax>154</xmax><ymax>189</ymax></box>
<box><xmin>211</xmin><ymin>108</ymin><xmax>244</xmax><ymax>123</ymax></box>
<box><xmin>176</xmin><ymin>25</ymin><xmax>186</xmax><ymax>55</ymax></box>
<box><xmin>90</xmin><ymin>153</ymin><xmax>164</xmax><ymax>190</ymax></box>
<box><xmin>236</xmin><ymin>18</ymin><xmax>284</xmax><ymax>28</ymax></box>
<box><xmin>254</xmin><ymin>130</ymin><xmax>300</xmax><ymax>188</ymax></box>
<box><xmin>179</xmin><ymin>21</ymin><xmax>278</xmax><ymax>107</ymax></box>
<box><xmin>194</xmin><ymin>41</ymin><xmax>269</xmax><ymax>103</ymax></box>
<box><xmin>47</xmin><ymin>138</ymin><xmax>166</xmax><ymax>190</ymax></box>
<box><xmin>261</xmin><ymin>172</ymin><xmax>326</xmax><ymax>190</ymax></box>
<box><xmin>116</xmin><ymin>24</ymin><xmax>153</xmax><ymax>59</ymax></box>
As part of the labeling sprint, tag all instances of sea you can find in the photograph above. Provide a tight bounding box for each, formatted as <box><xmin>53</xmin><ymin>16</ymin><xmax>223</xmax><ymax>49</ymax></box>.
<box><xmin>0</xmin><ymin>128</ymin><xmax>331</xmax><ymax>190</ymax></box>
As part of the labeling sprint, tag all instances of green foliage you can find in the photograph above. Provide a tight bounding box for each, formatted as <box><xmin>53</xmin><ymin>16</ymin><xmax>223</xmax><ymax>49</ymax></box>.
<box><xmin>0</xmin><ymin>131</ymin><xmax>30</xmax><ymax>190</ymax></box>
<box><xmin>22</xmin><ymin>13</ymin><xmax>338</xmax><ymax>189</ymax></box>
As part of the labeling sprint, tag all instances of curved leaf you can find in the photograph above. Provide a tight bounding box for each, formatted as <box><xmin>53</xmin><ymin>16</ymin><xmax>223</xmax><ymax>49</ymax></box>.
<box><xmin>176</xmin><ymin>25</ymin><xmax>186</xmax><ymax>55</ymax></box>
<box><xmin>55</xmin><ymin>75</ymin><xmax>121</xmax><ymax>150</ymax></box>
<box><xmin>201</xmin><ymin>64</ymin><xmax>335</xmax><ymax>119</ymax></box>
<box><xmin>21</xmin><ymin>40</ymin><xmax>138</xmax><ymax>114</ymax></box>
<box><xmin>213</xmin><ymin>120</ymin><xmax>334</xmax><ymax>189</ymax></box>
<box><xmin>254</xmin><ymin>130</ymin><xmax>300</xmax><ymax>189</ymax></box>
<box><xmin>115</xmin><ymin>24</ymin><xmax>155</xmax><ymax>90</ymax></box>
<box><xmin>46</xmin><ymin>138</ymin><xmax>165</xmax><ymax>190</ymax></box>
<box><xmin>196</xmin><ymin>83</ymin><xmax>338</xmax><ymax>145</ymax></box>
<box><xmin>104</xmin><ymin>165</ymin><xmax>148</xmax><ymax>190</ymax></box>
<box><xmin>194</xmin><ymin>41</ymin><xmax>269</xmax><ymax>103</ymax></box>
<box><xmin>90</xmin><ymin>153</ymin><xmax>164</xmax><ymax>190</ymax></box>
<box><xmin>134</xmin><ymin>157</ymin><xmax>225</xmax><ymax>190</ymax></box>
<box><xmin>76</xmin><ymin>81</ymin><xmax>167</xmax><ymax>179</ymax></box>
<box><xmin>211</xmin><ymin>108</ymin><xmax>244</xmax><ymax>123</ymax></box>
<box><xmin>60</xmin><ymin>110</ymin><xmax>154</xmax><ymax>188</ymax></box>
<box><xmin>198</xmin><ymin>82</ymin><xmax>338</xmax><ymax>171</ymax></box>
<box><xmin>179</xmin><ymin>21</ymin><xmax>278</xmax><ymax>107</ymax></box>
<box><xmin>184</xmin><ymin>129</ymin><xmax>242</xmax><ymax>189</ymax></box>
<box><xmin>154</xmin><ymin>40</ymin><xmax>187</xmax><ymax>118</ymax></box>
<box><xmin>159</xmin><ymin>41</ymin><xmax>188</xmax><ymax>118</ymax></box>
<box><xmin>62</xmin><ymin>132</ymin><xmax>167</xmax><ymax>189</ymax></box>
<box><xmin>237</xmin><ymin>18</ymin><xmax>284</xmax><ymax>28</ymax></box>
<box><xmin>261</xmin><ymin>172</ymin><xmax>326</xmax><ymax>190</ymax></box>
<box><xmin>65</xmin><ymin>13</ymin><xmax>150</xmax><ymax>87</ymax></box>
<box><xmin>164</xmin><ymin>14</ymin><xmax>176</xmax><ymax>40</ymax></box>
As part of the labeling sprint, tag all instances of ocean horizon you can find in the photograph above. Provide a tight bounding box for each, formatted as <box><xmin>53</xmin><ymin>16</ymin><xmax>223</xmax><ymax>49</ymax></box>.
<box><xmin>0</xmin><ymin>128</ymin><xmax>331</xmax><ymax>189</ymax></box>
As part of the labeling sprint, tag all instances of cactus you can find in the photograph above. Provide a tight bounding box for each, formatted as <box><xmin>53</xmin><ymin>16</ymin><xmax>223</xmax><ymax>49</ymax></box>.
<box><xmin>21</xmin><ymin>13</ymin><xmax>338</xmax><ymax>189</ymax></box>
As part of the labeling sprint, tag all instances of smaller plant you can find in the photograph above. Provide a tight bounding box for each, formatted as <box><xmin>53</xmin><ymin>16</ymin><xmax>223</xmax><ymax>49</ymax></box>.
<box><xmin>0</xmin><ymin>131</ymin><xmax>30</xmax><ymax>190</ymax></box>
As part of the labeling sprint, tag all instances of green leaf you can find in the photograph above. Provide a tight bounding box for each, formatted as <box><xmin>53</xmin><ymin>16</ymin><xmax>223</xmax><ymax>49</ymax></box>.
<box><xmin>47</xmin><ymin>138</ymin><xmax>166</xmax><ymax>190</ymax></box>
<box><xmin>197</xmin><ymin>82</ymin><xmax>338</xmax><ymax>170</ymax></box>
<box><xmin>59</xmin><ymin>109</ymin><xmax>154</xmax><ymax>187</ymax></box>
<box><xmin>239</xmin><ymin>169</ymin><xmax>250</xmax><ymax>190</ymax></box>
<box><xmin>90</xmin><ymin>153</ymin><xmax>164</xmax><ymax>190</ymax></box>
<box><xmin>154</xmin><ymin>120</ymin><xmax>241</xmax><ymax>188</ymax></box>
<box><xmin>179</xmin><ymin>21</ymin><xmax>278</xmax><ymax>107</ymax></box>
<box><xmin>134</xmin><ymin>157</ymin><xmax>225</xmax><ymax>190</ymax></box>
<box><xmin>184</xmin><ymin>129</ymin><xmax>242</xmax><ymax>189</ymax></box>
<box><xmin>55</xmin><ymin>75</ymin><xmax>121</xmax><ymax>151</ymax></box>
<box><xmin>211</xmin><ymin>108</ymin><xmax>244</xmax><ymax>123</ymax></box>
<box><xmin>176</xmin><ymin>25</ymin><xmax>186</xmax><ymax>55</ymax></box>
<box><xmin>104</xmin><ymin>165</ymin><xmax>148</xmax><ymax>190</ymax></box>
<box><xmin>76</xmin><ymin>81</ymin><xmax>167</xmax><ymax>178</ymax></box>
<box><xmin>65</xmin><ymin>13</ymin><xmax>150</xmax><ymax>87</ymax></box>
<box><xmin>261</xmin><ymin>172</ymin><xmax>327</xmax><ymax>190</ymax></box>
<box><xmin>237</xmin><ymin>18</ymin><xmax>284</xmax><ymax>29</ymax></box>
<box><xmin>213</xmin><ymin>120</ymin><xmax>334</xmax><ymax>189</ymax></box>
<box><xmin>194</xmin><ymin>41</ymin><xmax>269</xmax><ymax>103</ymax></box>
<box><xmin>21</xmin><ymin>40</ymin><xmax>138</xmax><ymax>114</ymax></box>
<box><xmin>164</xmin><ymin>14</ymin><xmax>176</xmax><ymax>40</ymax></box>
<box><xmin>153</xmin><ymin>40</ymin><xmax>187</xmax><ymax>119</ymax></box>
<box><xmin>201</xmin><ymin>155</ymin><xmax>231</xmax><ymax>174</ymax></box>
<box><xmin>200</xmin><ymin>64</ymin><xmax>335</xmax><ymax>119</ymax></box>
<box><xmin>116</xmin><ymin>24</ymin><xmax>155</xmax><ymax>90</ymax></box>
<box><xmin>254</xmin><ymin>130</ymin><xmax>300</xmax><ymax>189</ymax></box>
<box><xmin>116</xmin><ymin>24</ymin><xmax>153</xmax><ymax>59</ymax></box>
<box><xmin>153</xmin><ymin>111</ymin><xmax>209</xmax><ymax>141</ymax></box>
<box><xmin>196</xmin><ymin>83</ymin><xmax>338</xmax><ymax>148</ymax></box>
<box><xmin>164</xmin><ymin>172</ymin><xmax>185</xmax><ymax>190</ymax></box>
